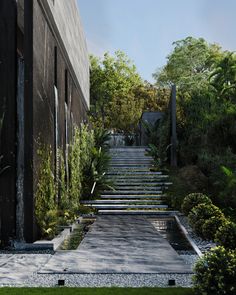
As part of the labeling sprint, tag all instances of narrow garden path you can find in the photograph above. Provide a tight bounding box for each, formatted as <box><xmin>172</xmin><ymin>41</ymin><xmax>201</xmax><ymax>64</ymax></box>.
<box><xmin>40</xmin><ymin>147</ymin><xmax>192</xmax><ymax>274</ymax></box>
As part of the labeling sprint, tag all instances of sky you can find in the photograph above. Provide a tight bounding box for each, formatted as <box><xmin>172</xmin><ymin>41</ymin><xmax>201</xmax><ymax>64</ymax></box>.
<box><xmin>77</xmin><ymin>0</ymin><xmax>236</xmax><ymax>82</ymax></box>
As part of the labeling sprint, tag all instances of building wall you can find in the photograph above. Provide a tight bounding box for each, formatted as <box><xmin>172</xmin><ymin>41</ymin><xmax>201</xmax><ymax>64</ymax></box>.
<box><xmin>40</xmin><ymin>0</ymin><xmax>90</xmax><ymax>107</ymax></box>
<box><xmin>0</xmin><ymin>0</ymin><xmax>89</xmax><ymax>244</ymax></box>
<box><xmin>26</xmin><ymin>0</ymin><xmax>89</xmax><ymax>242</ymax></box>
<box><xmin>0</xmin><ymin>0</ymin><xmax>17</xmax><ymax>244</ymax></box>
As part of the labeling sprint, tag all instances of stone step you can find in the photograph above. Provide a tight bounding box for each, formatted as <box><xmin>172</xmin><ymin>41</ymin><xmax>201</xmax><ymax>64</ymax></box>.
<box><xmin>98</xmin><ymin>210</ymin><xmax>178</xmax><ymax>215</ymax></box>
<box><xmin>108</xmin><ymin>169</ymin><xmax>152</xmax><ymax>172</ymax></box>
<box><xmin>84</xmin><ymin>204</ymin><xmax>168</xmax><ymax>209</ymax></box>
<box><xmin>107</xmin><ymin>175</ymin><xmax>169</xmax><ymax>179</ymax></box>
<box><xmin>113</xmin><ymin>182</ymin><xmax>172</xmax><ymax>186</ymax></box>
<box><xmin>81</xmin><ymin>199</ymin><xmax>164</xmax><ymax>204</ymax></box>
<box><xmin>112</xmin><ymin>186</ymin><xmax>162</xmax><ymax>190</ymax></box>
<box><xmin>110</xmin><ymin>158</ymin><xmax>152</xmax><ymax>160</ymax></box>
<box><xmin>106</xmin><ymin>171</ymin><xmax>162</xmax><ymax>175</ymax></box>
<box><xmin>101</xmin><ymin>194</ymin><xmax>166</xmax><ymax>199</ymax></box>
<box><xmin>102</xmin><ymin>190</ymin><xmax>163</xmax><ymax>195</ymax></box>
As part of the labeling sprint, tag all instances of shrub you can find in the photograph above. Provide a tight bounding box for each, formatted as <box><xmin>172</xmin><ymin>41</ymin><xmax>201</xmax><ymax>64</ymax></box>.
<box><xmin>35</xmin><ymin>145</ymin><xmax>57</xmax><ymax>238</ymax></box>
<box><xmin>188</xmin><ymin>203</ymin><xmax>224</xmax><ymax>238</ymax></box>
<box><xmin>202</xmin><ymin>216</ymin><xmax>227</xmax><ymax>241</ymax></box>
<box><xmin>193</xmin><ymin>246</ymin><xmax>236</xmax><ymax>295</ymax></box>
<box><xmin>181</xmin><ymin>192</ymin><xmax>212</xmax><ymax>215</ymax></box>
<box><xmin>215</xmin><ymin>221</ymin><xmax>236</xmax><ymax>250</ymax></box>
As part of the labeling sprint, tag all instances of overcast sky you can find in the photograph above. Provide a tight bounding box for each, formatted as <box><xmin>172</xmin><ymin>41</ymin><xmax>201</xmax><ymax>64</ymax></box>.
<box><xmin>77</xmin><ymin>0</ymin><xmax>236</xmax><ymax>82</ymax></box>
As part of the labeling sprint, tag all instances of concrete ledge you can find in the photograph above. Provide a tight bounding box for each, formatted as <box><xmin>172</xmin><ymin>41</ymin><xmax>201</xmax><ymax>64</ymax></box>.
<box><xmin>174</xmin><ymin>214</ymin><xmax>202</xmax><ymax>257</ymax></box>
<box><xmin>12</xmin><ymin>222</ymin><xmax>79</xmax><ymax>251</ymax></box>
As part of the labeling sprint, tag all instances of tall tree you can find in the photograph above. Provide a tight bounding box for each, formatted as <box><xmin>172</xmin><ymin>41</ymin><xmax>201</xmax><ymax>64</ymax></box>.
<box><xmin>90</xmin><ymin>51</ymin><xmax>151</xmax><ymax>133</ymax></box>
<box><xmin>153</xmin><ymin>36</ymin><xmax>222</xmax><ymax>93</ymax></box>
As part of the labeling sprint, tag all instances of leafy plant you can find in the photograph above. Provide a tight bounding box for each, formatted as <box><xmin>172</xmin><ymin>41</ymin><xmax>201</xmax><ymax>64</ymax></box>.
<box><xmin>193</xmin><ymin>246</ymin><xmax>236</xmax><ymax>295</ymax></box>
<box><xmin>68</xmin><ymin>126</ymin><xmax>81</xmax><ymax>208</ymax></box>
<box><xmin>35</xmin><ymin>145</ymin><xmax>57</xmax><ymax>238</ymax></box>
<box><xmin>215</xmin><ymin>221</ymin><xmax>236</xmax><ymax>250</ymax></box>
<box><xmin>94</xmin><ymin>128</ymin><xmax>111</xmax><ymax>150</ymax></box>
<box><xmin>188</xmin><ymin>203</ymin><xmax>225</xmax><ymax>238</ymax></box>
<box><xmin>202</xmin><ymin>215</ymin><xmax>227</xmax><ymax>241</ymax></box>
<box><xmin>181</xmin><ymin>193</ymin><xmax>212</xmax><ymax>216</ymax></box>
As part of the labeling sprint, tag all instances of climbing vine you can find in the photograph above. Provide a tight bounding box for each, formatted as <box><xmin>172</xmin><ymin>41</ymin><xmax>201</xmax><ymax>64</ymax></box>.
<box><xmin>35</xmin><ymin>145</ymin><xmax>57</xmax><ymax>238</ymax></box>
<box><xmin>35</xmin><ymin>123</ymin><xmax>110</xmax><ymax>238</ymax></box>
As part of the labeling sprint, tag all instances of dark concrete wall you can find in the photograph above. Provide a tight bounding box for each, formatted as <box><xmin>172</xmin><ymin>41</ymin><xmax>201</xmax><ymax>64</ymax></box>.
<box><xmin>23</xmin><ymin>0</ymin><xmax>89</xmax><ymax>242</ymax></box>
<box><xmin>0</xmin><ymin>0</ymin><xmax>17</xmax><ymax>244</ymax></box>
<box><xmin>0</xmin><ymin>0</ymin><xmax>89</xmax><ymax>244</ymax></box>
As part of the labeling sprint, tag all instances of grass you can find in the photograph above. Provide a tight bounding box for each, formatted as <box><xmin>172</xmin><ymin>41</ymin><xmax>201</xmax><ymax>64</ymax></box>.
<box><xmin>59</xmin><ymin>220</ymin><xmax>94</xmax><ymax>250</ymax></box>
<box><xmin>0</xmin><ymin>287</ymin><xmax>194</xmax><ymax>295</ymax></box>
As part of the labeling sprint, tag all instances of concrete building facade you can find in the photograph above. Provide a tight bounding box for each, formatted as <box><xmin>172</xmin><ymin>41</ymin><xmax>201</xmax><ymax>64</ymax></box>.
<box><xmin>0</xmin><ymin>0</ymin><xmax>89</xmax><ymax>244</ymax></box>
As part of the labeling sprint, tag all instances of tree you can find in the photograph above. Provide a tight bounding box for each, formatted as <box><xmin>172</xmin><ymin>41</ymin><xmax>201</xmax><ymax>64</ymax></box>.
<box><xmin>90</xmin><ymin>51</ymin><xmax>143</xmax><ymax>132</ymax></box>
<box><xmin>90</xmin><ymin>51</ymin><xmax>164</xmax><ymax>134</ymax></box>
<box><xmin>153</xmin><ymin>36</ymin><xmax>222</xmax><ymax>93</ymax></box>
<box><xmin>210</xmin><ymin>51</ymin><xmax>236</xmax><ymax>101</ymax></box>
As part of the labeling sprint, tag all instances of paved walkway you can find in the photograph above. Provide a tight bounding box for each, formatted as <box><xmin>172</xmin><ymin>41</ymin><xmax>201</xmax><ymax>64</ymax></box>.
<box><xmin>40</xmin><ymin>215</ymin><xmax>192</xmax><ymax>274</ymax></box>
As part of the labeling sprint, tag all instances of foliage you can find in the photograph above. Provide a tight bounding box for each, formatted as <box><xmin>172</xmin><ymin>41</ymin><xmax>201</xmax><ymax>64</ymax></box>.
<box><xmin>215</xmin><ymin>221</ymin><xmax>236</xmax><ymax>250</ymax></box>
<box><xmin>181</xmin><ymin>193</ymin><xmax>212</xmax><ymax>216</ymax></box>
<box><xmin>166</xmin><ymin>168</ymin><xmax>196</xmax><ymax>210</ymax></box>
<box><xmin>153</xmin><ymin>36</ymin><xmax>236</xmax><ymax>221</ymax></box>
<box><xmin>147</xmin><ymin>144</ymin><xmax>161</xmax><ymax>168</ymax></box>
<box><xmin>193</xmin><ymin>246</ymin><xmax>236</xmax><ymax>295</ymax></box>
<box><xmin>142</xmin><ymin>119</ymin><xmax>160</xmax><ymax>146</ymax></box>
<box><xmin>35</xmin><ymin>145</ymin><xmax>57</xmax><ymax>238</ymax></box>
<box><xmin>215</xmin><ymin>166</ymin><xmax>236</xmax><ymax>209</ymax></box>
<box><xmin>94</xmin><ymin>128</ymin><xmax>111</xmax><ymax>150</ymax></box>
<box><xmin>153</xmin><ymin>36</ymin><xmax>221</xmax><ymax>92</ymax></box>
<box><xmin>90</xmin><ymin>51</ymin><xmax>165</xmax><ymax>135</ymax></box>
<box><xmin>202</xmin><ymin>215</ymin><xmax>227</xmax><ymax>241</ymax></box>
<box><xmin>188</xmin><ymin>203</ymin><xmax>225</xmax><ymax>238</ymax></box>
<box><xmin>68</xmin><ymin>126</ymin><xmax>82</xmax><ymax>208</ymax></box>
<box><xmin>81</xmin><ymin>147</ymin><xmax>112</xmax><ymax>199</ymax></box>
<box><xmin>210</xmin><ymin>51</ymin><xmax>236</xmax><ymax>100</ymax></box>
<box><xmin>90</xmin><ymin>51</ymin><xmax>143</xmax><ymax>133</ymax></box>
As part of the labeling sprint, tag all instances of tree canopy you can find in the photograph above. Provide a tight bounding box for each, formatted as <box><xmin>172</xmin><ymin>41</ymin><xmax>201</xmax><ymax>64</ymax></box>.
<box><xmin>90</xmin><ymin>51</ymin><xmax>168</xmax><ymax>134</ymax></box>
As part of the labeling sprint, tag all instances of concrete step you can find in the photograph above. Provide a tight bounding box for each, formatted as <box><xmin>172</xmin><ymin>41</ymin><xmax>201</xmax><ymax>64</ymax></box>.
<box><xmin>101</xmin><ymin>194</ymin><xmax>166</xmax><ymax>199</ymax></box>
<box><xmin>107</xmin><ymin>171</ymin><xmax>162</xmax><ymax>175</ymax></box>
<box><xmin>112</xmin><ymin>186</ymin><xmax>162</xmax><ymax>191</ymax></box>
<box><xmin>98</xmin><ymin>210</ymin><xmax>178</xmax><ymax>215</ymax></box>
<box><xmin>113</xmin><ymin>181</ymin><xmax>172</xmax><ymax>185</ymax></box>
<box><xmin>108</xmin><ymin>169</ymin><xmax>152</xmax><ymax>172</ymax></box>
<box><xmin>81</xmin><ymin>199</ymin><xmax>164</xmax><ymax>204</ymax></box>
<box><xmin>107</xmin><ymin>175</ymin><xmax>169</xmax><ymax>180</ymax></box>
<box><xmin>102</xmin><ymin>190</ymin><xmax>163</xmax><ymax>195</ymax></box>
<box><xmin>84</xmin><ymin>204</ymin><xmax>168</xmax><ymax>209</ymax></box>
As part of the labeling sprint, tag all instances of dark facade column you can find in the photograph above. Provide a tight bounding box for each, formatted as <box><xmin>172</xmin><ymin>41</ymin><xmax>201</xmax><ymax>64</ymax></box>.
<box><xmin>170</xmin><ymin>85</ymin><xmax>177</xmax><ymax>167</ymax></box>
<box><xmin>0</xmin><ymin>0</ymin><xmax>17</xmax><ymax>244</ymax></box>
<box><xmin>23</xmin><ymin>0</ymin><xmax>35</xmax><ymax>242</ymax></box>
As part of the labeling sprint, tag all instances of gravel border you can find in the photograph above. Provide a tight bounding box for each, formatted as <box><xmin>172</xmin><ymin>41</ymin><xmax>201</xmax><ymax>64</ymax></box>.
<box><xmin>177</xmin><ymin>214</ymin><xmax>216</xmax><ymax>254</ymax></box>
<box><xmin>24</xmin><ymin>273</ymin><xmax>193</xmax><ymax>288</ymax></box>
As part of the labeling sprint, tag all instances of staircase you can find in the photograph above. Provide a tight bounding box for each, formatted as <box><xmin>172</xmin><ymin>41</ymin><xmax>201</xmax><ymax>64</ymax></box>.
<box><xmin>82</xmin><ymin>147</ymin><xmax>175</xmax><ymax>215</ymax></box>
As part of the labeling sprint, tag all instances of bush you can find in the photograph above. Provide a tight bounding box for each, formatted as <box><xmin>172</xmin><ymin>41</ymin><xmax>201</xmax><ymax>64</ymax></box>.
<box><xmin>181</xmin><ymin>192</ymin><xmax>212</xmax><ymax>215</ymax></box>
<box><xmin>202</xmin><ymin>216</ymin><xmax>227</xmax><ymax>241</ymax></box>
<box><xmin>193</xmin><ymin>246</ymin><xmax>236</xmax><ymax>295</ymax></box>
<box><xmin>215</xmin><ymin>221</ymin><xmax>236</xmax><ymax>250</ymax></box>
<box><xmin>35</xmin><ymin>145</ymin><xmax>57</xmax><ymax>238</ymax></box>
<box><xmin>188</xmin><ymin>203</ymin><xmax>224</xmax><ymax>238</ymax></box>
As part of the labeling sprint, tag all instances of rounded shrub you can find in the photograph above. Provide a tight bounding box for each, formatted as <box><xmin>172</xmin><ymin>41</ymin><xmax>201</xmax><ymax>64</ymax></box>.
<box><xmin>202</xmin><ymin>216</ymin><xmax>227</xmax><ymax>241</ymax></box>
<box><xmin>181</xmin><ymin>192</ymin><xmax>212</xmax><ymax>215</ymax></box>
<box><xmin>188</xmin><ymin>203</ymin><xmax>224</xmax><ymax>238</ymax></box>
<box><xmin>193</xmin><ymin>246</ymin><xmax>236</xmax><ymax>295</ymax></box>
<box><xmin>215</xmin><ymin>221</ymin><xmax>236</xmax><ymax>250</ymax></box>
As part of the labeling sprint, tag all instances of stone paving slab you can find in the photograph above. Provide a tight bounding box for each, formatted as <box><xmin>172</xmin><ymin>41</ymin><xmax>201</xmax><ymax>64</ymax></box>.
<box><xmin>40</xmin><ymin>215</ymin><xmax>192</xmax><ymax>274</ymax></box>
<box><xmin>0</xmin><ymin>254</ymin><xmax>52</xmax><ymax>286</ymax></box>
